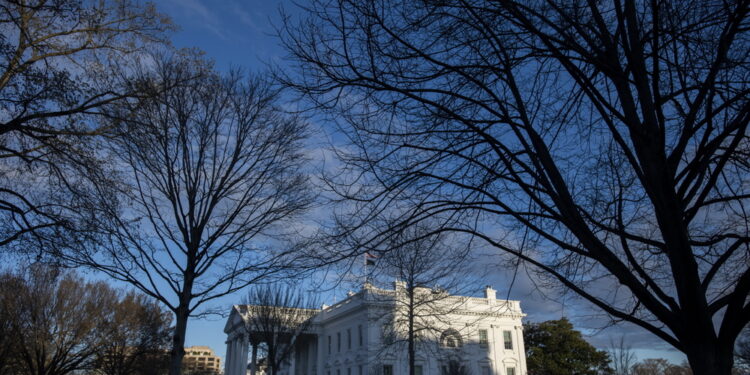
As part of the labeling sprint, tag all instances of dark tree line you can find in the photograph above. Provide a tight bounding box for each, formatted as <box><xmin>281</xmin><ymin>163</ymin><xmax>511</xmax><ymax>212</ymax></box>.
<box><xmin>279</xmin><ymin>1</ymin><xmax>750</xmax><ymax>374</ymax></box>
<box><xmin>0</xmin><ymin>265</ymin><xmax>172</xmax><ymax>375</ymax></box>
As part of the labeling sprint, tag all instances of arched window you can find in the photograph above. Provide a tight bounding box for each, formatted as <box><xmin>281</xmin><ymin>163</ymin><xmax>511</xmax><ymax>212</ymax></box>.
<box><xmin>440</xmin><ymin>329</ymin><xmax>463</xmax><ymax>348</ymax></box>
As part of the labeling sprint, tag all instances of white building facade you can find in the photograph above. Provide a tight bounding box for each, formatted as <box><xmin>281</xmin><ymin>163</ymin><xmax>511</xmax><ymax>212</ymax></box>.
<box><xmin>224</xmin><ymin>282</ymin><xmax>527</xmax><ymax>375</ymax></box>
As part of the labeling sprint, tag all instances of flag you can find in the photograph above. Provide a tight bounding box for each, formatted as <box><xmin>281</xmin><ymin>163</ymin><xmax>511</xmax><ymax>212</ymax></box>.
<box><xmin>365</xmin><ymin>252</ymin><xmax>378</xmax><ymax>266</ymax></box>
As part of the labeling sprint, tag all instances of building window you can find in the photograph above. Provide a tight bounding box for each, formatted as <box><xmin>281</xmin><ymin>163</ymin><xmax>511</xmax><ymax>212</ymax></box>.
<box><xmin>415</xmin><ymin>365</ymin><xmax>423</xmax><ymax>375</ymax></box>
<box><xmin>479</xmin><ymin>329</ymin><xmax>488</xmax><ymax>345</ymax></box>
<box><xmin>383</xmin><ymin>325</ymin><xmax>394</xmax><ymax>345</ymax></box>
<box><xmin>358</xmin><ymin>365</ymin><xmax>363</xmax><ymax>375</ymax></box>
<box><xmin>442</xmin><ymin>361</ymin><xmax>466</xmax><ymax>375</ymax></box>
<box><xmin>348</xmin><ymin>368</ymin><xmax>352</xmax><ymax>375</ymax></box>
<box><xmin>447</xmin><ymin>336</ymin><xmax>458</xmax><ymax>347</ymax></box>
<box><xmin>506</xmin><ymin>367</ymin><xmax>516</xmax><ymax>375</ymax></box>
<box><xmin>358</xmin><ymin>325</ymin><xmax>363</xmax><ymax>346</ymax></box>
<box><xmin>328</xmin><ymin>335</ymin><xmax>332</xmax><ymax>354</ymax></box>
<box><xmin>440</xmin><ymin>329</ymin><xmax>463</xmax><ymax>348</ymax></box>
<box><xmin>481</xmin><ymin>366</ymin><xmax>491</xmax><ymax>375</ymax></box>
<box><xmin>337</xmin><ymin>332</ymin><xmax>341</xmax><ymax>352</ymax></box>
<box><xmin>383</xmin><ymin>365</ymin><xmax>393</xmax><ymax>375</ymax></box>
<box><xmin>348</xmin><ymin>328</ymin><xmax>352</xmax><ymax>349</ymax></box>
<box><xmin>337</xmin><ymin>370</ymin><xmax>341</xmax><ymax>375</ymax></box>
<box><xmin>503</xmin><ymin>330</ymin><xmax>513</xmax><ymax>350</ymax></box>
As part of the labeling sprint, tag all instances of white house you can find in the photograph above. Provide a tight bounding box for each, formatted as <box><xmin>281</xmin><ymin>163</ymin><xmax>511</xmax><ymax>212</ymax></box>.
<box><xmin>224</xmin><ymin>282</ymin><xmax>527</xmax><ymax>375</ymax></box>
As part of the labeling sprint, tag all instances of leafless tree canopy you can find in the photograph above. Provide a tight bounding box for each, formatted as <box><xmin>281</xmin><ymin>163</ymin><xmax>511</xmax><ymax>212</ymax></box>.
<box><xmin>632</xmin><ymin>358</ymin><xmax>692</xmax><ymax>375</ymax></box>
<box><xmin>0</xmin><ymin>0</ymin><xmax>172</xmax><ymax>251</ymax></box>
<box><xmin>242</xmin><ymin>284</ymin><xmax>318</xmax><ymax>375</ymax></box>
<box><xmin>0</xmin><ymin>266</ymin><xmax>171</xmax><ymax>375</ymax></box>
<box><xmin>280</xmin><ymin>0</ymin><xmax>750</xmax><ymax>373</ymax></box>
<box><xmin>94</xmin><ymin>292</ymin><xmax>173</xmax><ymax>375</ymax></box>
<box><xmin>69</xmin><ymin>53</ymin><xmax>314</xmax><ymax>375</ymax></box>
<box><xmin>608</xmin><ymin>336</ymin><xmax>637</xmax><ymax>375</ymax></box>
<box><xmin>365</xmin><ymin>223</ymin><xmax>479</xmax><ymax>375</ymax></box>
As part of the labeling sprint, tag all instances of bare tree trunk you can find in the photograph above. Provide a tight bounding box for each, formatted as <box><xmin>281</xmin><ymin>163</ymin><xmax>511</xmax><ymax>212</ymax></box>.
<box><xmin>685</xmin><ymin>337</ymin><xmax>734</xmax><ymax>375</ymax></box>
<box><xmin>407</xmin><ymin>288</ymin><xmax>415</xmax><ymax>375</ymax></box>
<box><xmin>168</xmin><ymin>303</ymin><xmax>190</xmax><ymax>375</ymax></box>
<box><xmin>268</xmin><ymin>347</ymin><xmax>276</xmax><ymax>375</ymax></box>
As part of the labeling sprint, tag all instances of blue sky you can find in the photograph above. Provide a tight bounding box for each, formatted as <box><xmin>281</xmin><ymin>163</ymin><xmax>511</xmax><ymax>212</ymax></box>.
<box><xmin>160</xmin><ymin>0</ymin><xmax>293</xmax><ymax>72</ymax></box>
<box><xmin>145</xmin><ymin>0</ymin><xmax>685</xmax><ymax>366</ymax></box>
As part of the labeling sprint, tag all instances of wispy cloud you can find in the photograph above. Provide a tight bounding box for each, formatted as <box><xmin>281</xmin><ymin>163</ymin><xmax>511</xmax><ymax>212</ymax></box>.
<box><xmin>162</xmin><ymin>0</ymin><xmax>229</xmax><ymax>40</ymax></box>
<box><xmin>230</xmin><ymin>1</ymin><xmax>263</xmax><ymax>33</ymax></box>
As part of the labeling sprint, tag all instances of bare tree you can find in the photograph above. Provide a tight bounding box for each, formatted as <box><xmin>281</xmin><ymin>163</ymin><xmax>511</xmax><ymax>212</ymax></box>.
<box><xmin>93</xmin><ymin>291</ymin><xmax>173</xmax><ymax>375</ymax></box>
<box><xmin>608</xmin><ymin>336</ymin><xmax>636</xmax><ymax>375</ymax></box>
<box><xmin>241</xmin><ymin>284</ymin><xmax>318</xmax><ymax>375</ymax></box>
<box><xmin>632</xmin><ymin>358</ymin><xmax>690</xmax><ymax>375</ymax></box>
<box><xmin>0</xmin><ymin>0</ymin><xmax>171</xmax><ymax>250</ymax></box>
<box><xmin>0</xmin><ymin>265</ymin><xmax>116</xmax><ymax>375</ymax></box>
<box><xmin>279</xmin><ymin>1</ymin><xmax>750</xmax><ymax>374</ymax></box>
<box><xmin>365</xmin><ymin>222</ymin><xmax>478</xmax><ymax>375</ymax></box>
<box><xmin>68</xmin><ymin>53</ymin><xmax>315</xmax><ymax>375</ymax></box>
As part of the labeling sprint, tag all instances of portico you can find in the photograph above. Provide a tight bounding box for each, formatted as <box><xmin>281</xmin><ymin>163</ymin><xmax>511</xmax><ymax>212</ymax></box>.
<box><xmin>224</xmin><ymin>282</ymin><xmax>528</xmax><ymax>375</ymax></box>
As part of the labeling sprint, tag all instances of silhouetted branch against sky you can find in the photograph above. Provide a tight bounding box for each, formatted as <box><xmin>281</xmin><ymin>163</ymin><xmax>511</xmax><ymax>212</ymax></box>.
<box><xmin>363</xmin><ymin>220</ymin><xmax>494</xmax><ymax>375</ymax></box>
<box><xmin>65</xmin><ymin>52</ymin><xmax>315</xmax><ymax>375</ymax></box>
<box><xmin>278</xmin><ymin>1</ymin><xmax>750</xmax><ymax>374</ymax></box>
<box><xmin>242</xmin><ymin>283</ymin><xmax>319</xmax><ymax>375</ymax></box>
<box><xmin>0</xmin><ymin>0</ymin><xmax>173</xmax><ymax>252</ymax></box>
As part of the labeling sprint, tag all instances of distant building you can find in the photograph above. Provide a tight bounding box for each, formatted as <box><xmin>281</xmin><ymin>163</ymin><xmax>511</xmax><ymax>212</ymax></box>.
<box><xmin>183</xmin><ymin>346</ymin><xmax>222</xmax><ymax>375</ymax></box>
<box><xmin>224</xmin><ymin>282</ymin><xmax>527</xmax><ymax>375</ymax></box>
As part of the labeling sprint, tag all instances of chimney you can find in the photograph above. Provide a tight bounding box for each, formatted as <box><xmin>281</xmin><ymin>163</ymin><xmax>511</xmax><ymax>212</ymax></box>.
<box><xmin>484</xmin><ymin>285</ymin><xmax>496</xmax><ymax>301</ymax></box>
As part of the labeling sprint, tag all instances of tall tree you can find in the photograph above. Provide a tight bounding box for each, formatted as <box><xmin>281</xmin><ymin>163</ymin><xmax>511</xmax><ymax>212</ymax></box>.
<box><xmin>280</xmin><ymin>1</ymin><xmax>750</xmax><ymax>373</ymax></box>
<box><xmin>242</xmin><ymin>284</ymin><xmax>318</xmax><ymax>375</ymax></box>
<box><xmin>0</xmin><ymin>0</ymin><xmax>171</xmax><ymax>251</ymax></box>
<box><xmin>525</xmin><ymin>318</ymin><xmax>613</xmax><ymax>375</ymax></box>
<box><xmin>71</xmin><ymin>54</ymin><xmax>314</xmax><ymax>375</ymax></box>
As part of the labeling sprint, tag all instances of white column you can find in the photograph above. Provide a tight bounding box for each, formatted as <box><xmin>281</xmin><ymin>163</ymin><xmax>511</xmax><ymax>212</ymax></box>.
<box><xmin>233</xmin><ymin>337</ymin><xmax>242</xmax><ymax>375</ymax></box>
<box><xmin>239</xmin><ymin>334</ymin><xmax>249</xmax><ymax>375</ymax></box>
<box><xmin>234</xmin><ymin>336</ymin><xmax>244</xmax><ymax>375</ymax></box>
<box><xmin>288</xmin><ymin>344</ymin><xmax>296</xmax><ymax>375</ymax></box>
<box><xmin>317</xmin><ymin>335</ymin><xmax>325</xmax><ymax>375</ymax></box>
<box><xmin>225</xmin><ymin>339</ymin><xmax>234</xmax><ymax>375</ymax></box>
<box><xmin>232</xmin><ymin>337</ymin><xmax>240</xmax><ymax>375</ymax></box>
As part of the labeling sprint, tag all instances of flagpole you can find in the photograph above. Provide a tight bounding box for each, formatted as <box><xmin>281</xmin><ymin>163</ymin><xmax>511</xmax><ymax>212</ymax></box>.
<box><xmin>364</xmin><ymin>253</ymin><xmax>370</xmax><ymax>284</ymax></box>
